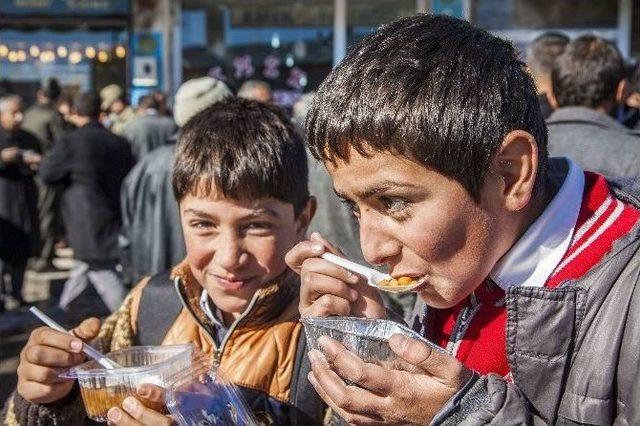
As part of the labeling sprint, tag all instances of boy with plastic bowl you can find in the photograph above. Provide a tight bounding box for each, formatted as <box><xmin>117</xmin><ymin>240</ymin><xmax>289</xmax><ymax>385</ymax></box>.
<box><xmin>3</xmin><ymin>98</ymin><xmax>327</xmax><ymax>425</ymax></box>
<box><xmin>286</xmin><ymin>15</ymin><xmax>640</xmax><ymax>425</ymax></box>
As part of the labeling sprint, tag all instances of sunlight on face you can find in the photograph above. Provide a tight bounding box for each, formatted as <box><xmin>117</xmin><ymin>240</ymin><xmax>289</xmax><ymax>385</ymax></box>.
<box><xmin>179</xmin><ymin>187</ymin><xmax>305</xmax><ymax>317</ymax></box>
<box><xmin>327</xmin><ymin>147</ymin><xmax>511</xmax><ymax>308</ymax></box>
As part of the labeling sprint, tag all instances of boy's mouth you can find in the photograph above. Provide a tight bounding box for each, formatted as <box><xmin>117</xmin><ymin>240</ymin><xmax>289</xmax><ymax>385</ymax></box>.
<box><xmin>208</xmin><ymin>273</ymin><xmax>257</xmax><ymax>291</ymax></box>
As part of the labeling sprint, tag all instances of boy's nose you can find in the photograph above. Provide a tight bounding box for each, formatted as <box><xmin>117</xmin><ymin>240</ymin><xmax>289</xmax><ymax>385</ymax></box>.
<box><xmin>359</xmin><ymin>215</ymin><xmax>399</xmax><ymax>267</ymax></box>
<box><xmin>213</xmin><ymin>234</ymin><xmax>247</xmax><ymax>271</ymax></box>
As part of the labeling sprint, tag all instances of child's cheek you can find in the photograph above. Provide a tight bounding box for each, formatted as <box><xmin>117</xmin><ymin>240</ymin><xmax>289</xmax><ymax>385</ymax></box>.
<box><xmin>184</xmin><ymin>233</ymin><xmax>213</xmax><ymax>271</ymax></box>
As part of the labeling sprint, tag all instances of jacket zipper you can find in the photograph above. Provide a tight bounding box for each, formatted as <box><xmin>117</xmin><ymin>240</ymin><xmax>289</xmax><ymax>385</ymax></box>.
<box><xmin>173</xmin><ymin>277</ymin><xmax>261</xmax><ymax>364</ymax></box>
<box><xmin>445</xmin><ymin>291</ymin><xmax>481</xmax><ymax>356</ymax></box>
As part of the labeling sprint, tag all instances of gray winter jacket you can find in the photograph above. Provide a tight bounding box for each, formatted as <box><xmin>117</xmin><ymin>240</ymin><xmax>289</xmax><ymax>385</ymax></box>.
<box><xmin>120</xmin><ymin>141</ymin><xmax>185</xmax><ymax>284</ymax></box>
<box><xmin>122</xmin><ymin>112</ymin><xmax>177</xmax><ymax>161</ymax></box>
<box><xmin>410</xmin><ymin>161</ymin><xmax>640</xmax><ymax>425</ymax></box>
<box><xmin>547</xmin><ymin>106</ymin><xmax>640</xmax><ymax>180</ymax></box>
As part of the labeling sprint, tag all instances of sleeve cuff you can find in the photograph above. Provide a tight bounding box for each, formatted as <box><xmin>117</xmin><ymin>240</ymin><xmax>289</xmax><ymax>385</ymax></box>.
<box><xmin>7</xmin><ymin>386</ymin><xmax>86</xmax><ymax>425</ymax></box>
<box><xmin>430</xmin><ymin>371</ymin><xmax>487</xmax><ymax>425</ymax></box>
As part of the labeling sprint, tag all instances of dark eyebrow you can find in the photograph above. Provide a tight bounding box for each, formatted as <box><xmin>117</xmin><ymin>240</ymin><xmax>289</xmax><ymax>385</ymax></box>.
<box><xmin>183</xmin><ymin>207</ymin><xmax>281</xmax><ymax>219</ymax></box>
<box><xmin>183</xmin><ymin>208</ymin><xmax>212</xmax><ymax>219</ymax></box>
<box><xmin>337</xmin><ymin>180</ymin><xmax>421</xmax><ymax>200</ymax></box>
<box><xmin>246</xmin><ymin>208</ymin><xmax>281</xmax><ymax>219</ymax></box>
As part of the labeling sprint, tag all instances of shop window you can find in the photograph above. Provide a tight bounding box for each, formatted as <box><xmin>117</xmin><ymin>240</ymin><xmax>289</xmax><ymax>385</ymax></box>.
<box><xmin>346</xmin><ymin>0</ymin><xmax>417</xmax><ymax>49</ymax></box>
<box><xmin>182</xmin><ymin>0</ymin><xmax>334</xmax><ymax>107</ymax></box>
<box><xmin>472</xmin><ymin>0</ymin><xmax>618</xmax><ymax>30</ymax></box>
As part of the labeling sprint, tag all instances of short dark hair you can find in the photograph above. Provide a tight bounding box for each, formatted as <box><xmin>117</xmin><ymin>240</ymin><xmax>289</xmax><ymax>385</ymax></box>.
<box><xmin>526</xmin><ymin>32</ymin><xmax>570</xmax><ymax>77</ymax></box>
<box><xmin>72</xmin><ymin>92</ymin><xmax>101</xmax><ymax>118</ymax></box>
<box><xmin>42</xmin><ymin>78</ymin><xmax>62</xmax><ymax>101</ymax></box>
<box><xmin>137</xmin><ymin>94</ymin><xmax>158</xmax><ymax>110</ymax></box>
<box><xmin>552</xmin><ymin>35</ymin><xmax>624</xmax><ymax>109</ymax></box>
<box><xmin>172</xmin><ymin>97</ymin><xmax>309</xmax><ymax>215</ymax></box>
<box><xmin>306</xmin><ymin>14</ymin><xmax>547</xmax><ymax>200</ymax></box>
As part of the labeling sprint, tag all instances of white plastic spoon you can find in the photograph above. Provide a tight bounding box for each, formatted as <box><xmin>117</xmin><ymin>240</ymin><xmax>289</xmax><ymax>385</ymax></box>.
<box><xmin>320</xmin><ymin>253</ymin><xmax>423</xmax><ymax>293</ymax></box>
<box><xmin>29</xmin><ymin>307</ymin><xmax>120</xmax><ymax>369</ymax></box>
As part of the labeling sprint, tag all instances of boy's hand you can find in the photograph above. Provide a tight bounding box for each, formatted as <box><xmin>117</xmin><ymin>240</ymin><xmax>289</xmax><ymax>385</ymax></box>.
<box><xmin>285</xmin><ymin>232</ymin><xmax>387</xmax><ymax>319</ymax></box>
<box><xmin>107</xmin><ymin>384</ymin><xmax>174</xmax><ymax>425</ymax></box>
<box><xmin>308</xmin><ymin>335</ymin><xmax>474</xmax><ymax>425</ymax></box>
<box><xmin>17</xmin><ymin>317</ymin><xmax>101</xmax><ymax>404</ymax></box>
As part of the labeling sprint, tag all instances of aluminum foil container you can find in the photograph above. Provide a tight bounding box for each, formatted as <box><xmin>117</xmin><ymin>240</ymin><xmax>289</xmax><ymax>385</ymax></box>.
<box><xmin>301</xmin><ymin>317</ymin><xmax>447</xmax><ymax>371</ymax></box>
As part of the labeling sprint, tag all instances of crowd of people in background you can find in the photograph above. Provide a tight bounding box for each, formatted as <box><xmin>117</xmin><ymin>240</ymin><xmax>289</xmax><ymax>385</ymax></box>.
<box><xmin>1</xmin><ymin>15</ymin><xmax>640</xmax><ymax>425</ymax></box>
<box><xmin>1</xmin><ymin>30</ymin><xmax>639</xmax><ymax>318</ymax></box>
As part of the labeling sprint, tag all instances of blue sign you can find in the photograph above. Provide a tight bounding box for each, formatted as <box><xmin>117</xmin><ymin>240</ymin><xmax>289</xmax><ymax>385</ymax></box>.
<box><xmin>130</xmin><ymin>32</ymin><xmax>163</xmax><ymax>101</ymax></box>
<box><xmin>0</xmin><ymin>0</ymin><xmax>129</xmax><ymax>16</ymax></box>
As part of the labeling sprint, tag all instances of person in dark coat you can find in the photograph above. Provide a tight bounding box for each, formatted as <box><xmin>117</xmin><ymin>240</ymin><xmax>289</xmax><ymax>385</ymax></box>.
<box><xmin>21</xmin><ymin>78</ymin><xmax>66</xmax><ymax>271</ymax></box>
<box><xmin>122</xmin><ymin>94</ymin><xmax>176</xmax><ymax>160</ymax></box>
<box><xmin>39</xmin><ymin>92</ymin><xmax>135</xmax><ymax>312</ymax></box>
<box><xmin>547</xmin><ymin>35</ymin><xmax>640</xmax><ymax>179</ymax></box>
<box><xmin>0</xmin><ymin>95</ymin><xmax>42</xmax><ymax>310</ymax></box>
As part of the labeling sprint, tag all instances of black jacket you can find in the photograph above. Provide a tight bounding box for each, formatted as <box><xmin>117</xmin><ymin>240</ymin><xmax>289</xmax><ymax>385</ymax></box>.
<box><xmin>0</xmin><ymin>128</ymin><xmax>40</xmax><ymax>261</ymax></box>
<box><xmin>39</xmin><ymin>122</ymin><xmax>134</xmax><ymax>264</ymax></box>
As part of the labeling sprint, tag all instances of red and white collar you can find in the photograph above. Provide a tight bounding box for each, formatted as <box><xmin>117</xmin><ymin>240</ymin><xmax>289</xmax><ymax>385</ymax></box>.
<box><xmin>490</xmin><ymin>158</ymin><xmax>585</xmax><ymax>290</ymax></box>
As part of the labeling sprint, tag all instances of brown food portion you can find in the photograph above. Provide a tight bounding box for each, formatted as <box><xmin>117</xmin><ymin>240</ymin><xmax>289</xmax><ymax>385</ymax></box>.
<box><xmin>80</xmin><ymin>385</ymin><xmax>167</xmax><ymax>421</ymax></box>
<box><xmin>377</xmin><ymin>276</ymin><xmax>416</xmax><ymax>287</ymax></box>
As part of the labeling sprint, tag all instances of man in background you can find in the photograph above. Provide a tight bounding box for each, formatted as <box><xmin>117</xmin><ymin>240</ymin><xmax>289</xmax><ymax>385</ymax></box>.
<box><xmin>123</xmin><ymin>94</ymin><xmax>177</xmax><ymax>161</ymax></box>
<box><xmin>22</xmin><ymin>79</ymin><xmax>66</xmax><ymax>271</ymax></box>
<box><xmin>39</xmin><ymin>92</ymin><xmax>134</xmax><ymax>314</ymax></box>
<box><xmin>547</xmin><ymin>35</ymin><xmax>640</xmax><ymax>179</ymax></box>
<box><xmin>0</xmin><ymin>95</ymin><xmax>41</xmax><ymax>311</ymax></box>
<box><xmin>525</xmin><ymin>32</ymin><xmax>570</xmax><ymax>118</ymax></box>
<box><xmin>99</xmin><ymin>84</ymin><xmax>135</xmax><ymax>136</ymax></box>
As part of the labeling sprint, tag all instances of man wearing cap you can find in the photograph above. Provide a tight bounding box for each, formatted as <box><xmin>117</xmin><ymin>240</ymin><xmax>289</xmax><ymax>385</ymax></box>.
<box><xmin>99</xmin><ymin>84</ymin><xmax>135</xmax><ymax>136</ymax></box>
<box><xmin>120</xmin><ymin>77</ymin><xmax>231</xmax><ymax>283</ymax></box>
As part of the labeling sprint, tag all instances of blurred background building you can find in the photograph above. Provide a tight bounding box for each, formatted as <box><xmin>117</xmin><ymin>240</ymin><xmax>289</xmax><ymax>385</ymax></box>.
<box><xmin>1</xmin><ymin>0</ymin><xmax>638</xmax><ymax>108</ymax></box>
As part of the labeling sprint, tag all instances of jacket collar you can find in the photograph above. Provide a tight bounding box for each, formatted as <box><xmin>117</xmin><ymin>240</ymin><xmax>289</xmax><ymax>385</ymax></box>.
<box><xmin>170</xmin><ymin>260</ymin><xmax>299</xmax><ymax>329</ymax></box>
<box><xmin>547</xmin><ymin>106</ymin><xmax>629</xmax><ymax>133</ymax></box>
<box><xmin>490</xmin><ymin>158</ymin><xmax>584</xmax><ymax>290</ymax></box>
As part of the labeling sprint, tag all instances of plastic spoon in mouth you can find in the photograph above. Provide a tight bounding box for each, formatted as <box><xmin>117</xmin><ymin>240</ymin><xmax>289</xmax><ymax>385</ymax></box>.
<box><xmin>320</xmin><ymin>253</ymin><xmax>423</xmax><ymax>293</ymax></box>
<box><xmin>29</xmin><ymin>307</ymin><xmax>120</xmax><ymax>369</ymax></box>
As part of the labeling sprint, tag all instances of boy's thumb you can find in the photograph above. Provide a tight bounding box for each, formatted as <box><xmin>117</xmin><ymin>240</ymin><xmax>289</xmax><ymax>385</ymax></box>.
<box><xmin>72</xmin><ymin>317</ymin><xmax>101</xmax><ymax>340</ymax></box>
<box><xmin>389</xmin><ymin>334</ymin><xmax>473</xmax><ymax>389</ymax></box>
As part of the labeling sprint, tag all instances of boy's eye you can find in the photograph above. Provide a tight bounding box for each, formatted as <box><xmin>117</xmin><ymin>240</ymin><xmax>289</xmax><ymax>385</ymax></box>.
<box><xmin>380</xmin><ymin>196</ymin><xmax>409</xmax><ymax>213</ymax></box>
<box><xmin>190</xmin><ymin>220</ymin><xmax>215</xmax><ymax>229</ymax></box>
<box><xmin>243</xmin><ymin>222</ymin><xmax>275</xmax><ymax>234</ymax></box>
<box><xmin>339</xmin><ymin>198</ymin><xmax>360</xmax><ymax>218</ymax></box>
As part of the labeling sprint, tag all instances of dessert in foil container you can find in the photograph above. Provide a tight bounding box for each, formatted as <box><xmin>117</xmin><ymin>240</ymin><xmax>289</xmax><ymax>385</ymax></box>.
<box><xmin>301</xmin><ymin>317</ymin><xmax>447</xmax><ymax>371</ymax></box>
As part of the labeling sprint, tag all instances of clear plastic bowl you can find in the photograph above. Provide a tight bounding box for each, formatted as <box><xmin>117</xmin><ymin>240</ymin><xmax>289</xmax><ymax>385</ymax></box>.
<box><xmin>61</xmin><ymin>344</ymin><xmax>194</xmax><ymax>422</ymax></box>
<box><xmin>301</xmin><ymin>317</ymin><xmax>447</xmax><ymax>371</ymax></box>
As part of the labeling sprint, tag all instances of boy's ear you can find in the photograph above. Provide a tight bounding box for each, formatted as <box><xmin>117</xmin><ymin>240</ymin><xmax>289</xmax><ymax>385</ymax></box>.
<box><xmin>616</xmin><ymin>79</ymin><xmax>630</xmax><ymax>104</ymax></box>
<box><xmin>296</xmin><ymin>196</ymin><xmax>317</xmax><ymax>238</ymax></box>
<box><xmin>493</xmin><ymin>130</ymin><xmax>538</xmax><ymax>212</ymax></box>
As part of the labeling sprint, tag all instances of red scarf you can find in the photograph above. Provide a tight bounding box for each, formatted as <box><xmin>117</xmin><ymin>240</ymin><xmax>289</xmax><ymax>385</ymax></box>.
<box><xmin>427</xmin><ymin>172</ymin><xmax>640</xmax><ymax>376</ymax></box>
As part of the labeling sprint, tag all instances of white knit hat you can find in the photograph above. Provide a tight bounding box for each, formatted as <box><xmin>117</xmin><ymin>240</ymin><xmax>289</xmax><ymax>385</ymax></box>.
<box><xmin>173</xmin><ymin>77</ymin><xmax>232</xmax><ymax>127</ymax></box>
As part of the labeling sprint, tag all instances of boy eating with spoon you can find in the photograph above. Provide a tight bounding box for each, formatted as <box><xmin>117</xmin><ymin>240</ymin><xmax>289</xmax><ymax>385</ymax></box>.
<box><xmin>286</xmin><ymin>14</ymin><xmax>640</xmax><ymax>424</ymax></box>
